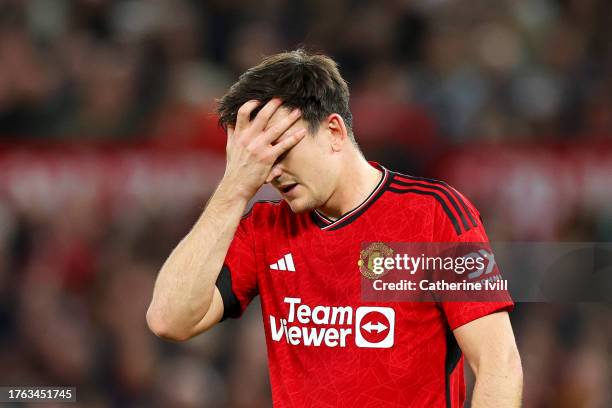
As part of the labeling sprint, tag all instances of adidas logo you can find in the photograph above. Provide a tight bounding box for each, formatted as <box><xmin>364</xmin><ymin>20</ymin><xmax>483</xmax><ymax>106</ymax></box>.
<box><xmin>270</xmin><ymin>253</ymin><xmax>295</xmax><ymax>272</ymax></box>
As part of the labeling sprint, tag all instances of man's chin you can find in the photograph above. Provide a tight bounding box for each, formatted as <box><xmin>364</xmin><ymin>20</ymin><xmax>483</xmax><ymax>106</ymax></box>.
<box><xmin>284</xmin><ymin>198</ymin><xmax>315</xmax><ymax>214</ymax></box>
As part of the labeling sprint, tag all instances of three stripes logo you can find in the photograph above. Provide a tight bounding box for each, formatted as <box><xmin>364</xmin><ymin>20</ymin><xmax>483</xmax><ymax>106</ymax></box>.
<box><xmin>270</xmin><ymin>253</ymin><xmax>296</xmax><ymax>272</ymax></box>
<box><xmin>387</xmin><ymin>173</ymin><xmax>479</xmax><ymax>236</ymax></box>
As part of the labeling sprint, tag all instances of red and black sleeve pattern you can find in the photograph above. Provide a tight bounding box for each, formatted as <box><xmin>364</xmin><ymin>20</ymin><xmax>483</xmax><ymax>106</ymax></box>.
<box><xmin>430</xmin><ymin>183</ymin><xmax>514</xmax><ymax>330</ymax></box>
<box><xmin>215</xmin><ymin>207</ymin><xmax>259</xmax><ymax>320</ymax></box>
<box><xmin>387</xmin><ymin>171</ymin><xmax>514</xmax><ymax>329</ymax></box>
<box><xmin>387</xmin><ymin>172</ymin><xmax>479</xmax><ymax>237</ymax></box>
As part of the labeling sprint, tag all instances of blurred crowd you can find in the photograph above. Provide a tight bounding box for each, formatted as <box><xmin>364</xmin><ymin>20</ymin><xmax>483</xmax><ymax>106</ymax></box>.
<box><xmin>0</xmin><ymin>0</ymin><xmax>611</xmax><ymax>407</ymax></box>
<box><xmin>1</xmin><ymin>0</ymin><xmax>611</xmax><ymax>144</ymax></box>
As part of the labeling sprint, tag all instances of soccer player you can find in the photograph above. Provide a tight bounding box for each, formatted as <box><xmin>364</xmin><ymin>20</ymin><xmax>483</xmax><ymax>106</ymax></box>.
<box><xmin>147</xmin><ymin>50</ymin><xmax>522</xmax><ymax>407</ymax></box>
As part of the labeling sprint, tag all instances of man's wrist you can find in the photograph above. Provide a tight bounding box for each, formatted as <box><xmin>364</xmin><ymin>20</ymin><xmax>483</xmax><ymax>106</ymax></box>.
<box><xmin>215</xmin><ymin>179</ymin><xmax>254</xmax><ymax>205</ymax></box>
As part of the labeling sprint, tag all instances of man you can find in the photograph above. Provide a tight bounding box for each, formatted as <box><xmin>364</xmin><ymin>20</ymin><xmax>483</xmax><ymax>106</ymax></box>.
<box><xmin>147</xmin><ymin>50</ymin><xmax>522</xmax><ymax>407</ymax></box>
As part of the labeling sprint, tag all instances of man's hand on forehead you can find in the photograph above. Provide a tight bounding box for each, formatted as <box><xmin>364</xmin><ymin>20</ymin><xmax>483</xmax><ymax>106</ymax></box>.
<box><xmin>221</xmin><ymin>98</ymin><xmax>306</xmax><ymax>200</ymax></box>
<box><xmin>265</xmin><ymin>105</ymin><xmax>307</xmax><ymax>144</ymax></box>
<box><xmin>264</xmin><ymin>105</ymin><xmax>293</xmax><ymax>130</ymax></box>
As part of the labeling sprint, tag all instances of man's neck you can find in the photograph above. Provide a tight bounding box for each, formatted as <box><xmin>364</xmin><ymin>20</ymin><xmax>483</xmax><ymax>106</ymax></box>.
<box><xmin>316</xmin><ymin>157</ymin><xmax>383</xmax><ymax>221</ymax></box>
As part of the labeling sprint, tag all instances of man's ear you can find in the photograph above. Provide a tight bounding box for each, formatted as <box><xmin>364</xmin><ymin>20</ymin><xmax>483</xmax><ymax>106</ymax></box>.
<box><xmin>327</xmin><ymin>114</ymin><xmax>348</xmax><ymax>152</ymax></box>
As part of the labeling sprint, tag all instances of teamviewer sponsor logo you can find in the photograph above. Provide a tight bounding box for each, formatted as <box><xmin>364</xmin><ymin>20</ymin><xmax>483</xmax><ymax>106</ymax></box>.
<box><xmin>355</xmin><ymin>307</ymin><xmax>394</xmax><ymax>348</ymax></box>
<box><xmin>269</xmin><ymin>297</ymin><xmax>395</xmax><ymax>349</ymax></box>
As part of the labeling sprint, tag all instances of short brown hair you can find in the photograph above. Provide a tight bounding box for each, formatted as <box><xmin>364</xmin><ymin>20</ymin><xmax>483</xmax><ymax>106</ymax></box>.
<box><xmin>217</xmin><ymin>49</ymin><xmax>353</xmax><ymax>139</ymax></box>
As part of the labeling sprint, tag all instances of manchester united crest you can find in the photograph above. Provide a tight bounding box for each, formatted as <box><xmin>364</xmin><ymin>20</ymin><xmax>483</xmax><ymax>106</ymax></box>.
<box><xmin>358</xmin><ymin>242</ymin><xmax>394</xmax><ymax>279</ymax></box>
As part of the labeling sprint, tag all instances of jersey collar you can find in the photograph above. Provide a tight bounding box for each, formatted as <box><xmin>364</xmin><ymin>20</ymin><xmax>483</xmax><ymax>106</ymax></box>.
<box><xmin>310</xmin><ymin>162</ymin><xmax>389</xmax><ymax>231</ymax></box>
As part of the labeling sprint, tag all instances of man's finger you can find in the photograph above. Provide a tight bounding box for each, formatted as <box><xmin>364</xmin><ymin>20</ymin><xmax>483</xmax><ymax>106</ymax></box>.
<box><xmin>270</xmin><ymin>128</ymin><xmax>307</xmax><ymax>158</ymax></box>
<box><xmin>235</xmin><ymin>100</ymin><xmax>261</xmax><ymax>131</ymax></box>
<box><xmin>259</xmin><ymin>108</ymin><xmax>302</xmax><ymax>146</ymax></box>
<box><xmin>251</xmin><ymin>98</ymin><xmax>283</xmax><ymax>132</ymax></box>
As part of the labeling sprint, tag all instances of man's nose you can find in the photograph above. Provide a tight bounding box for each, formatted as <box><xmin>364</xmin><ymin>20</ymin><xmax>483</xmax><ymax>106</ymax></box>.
<box><xmin>265</xmin><ymin>163</ymin><xmax>283</xmax><ymax>184</ymax></box>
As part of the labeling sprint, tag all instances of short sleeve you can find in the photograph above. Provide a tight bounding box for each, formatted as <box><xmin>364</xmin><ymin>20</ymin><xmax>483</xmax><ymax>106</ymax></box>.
<box><xmin>433</xmin><ymin>188</ymin><xmax>514</xmax><ymax>331</ymax></box>
<box><xmin>215</xmin><ymin>212</ymin><xmax>258</xmax><ymax>320</ymax></box>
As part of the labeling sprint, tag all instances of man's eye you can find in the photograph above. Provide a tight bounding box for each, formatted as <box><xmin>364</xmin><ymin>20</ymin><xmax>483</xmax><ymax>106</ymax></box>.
<box><xmin>275</xmin><ymin>150</ymin><xmax>289</xmax><ymax>164</ymax></box>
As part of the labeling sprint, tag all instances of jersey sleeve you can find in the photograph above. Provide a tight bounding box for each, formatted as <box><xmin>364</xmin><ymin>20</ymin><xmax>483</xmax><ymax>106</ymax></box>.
<box><xmin>215</xmin><ymin>210</ymin><xmax>259</xmax><ymax>320</ymax></box>
<box><xmin>433</xmin><ymin>187</ymin><xmax>514</xmax><ymax>331</ymax></box>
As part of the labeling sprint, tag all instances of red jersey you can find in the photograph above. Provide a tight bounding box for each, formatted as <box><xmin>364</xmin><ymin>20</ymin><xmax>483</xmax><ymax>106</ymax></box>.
<box><xmin>216</xmin><ymin>162</ymin><xmax>513</xmax><ymax>407</ymax></box>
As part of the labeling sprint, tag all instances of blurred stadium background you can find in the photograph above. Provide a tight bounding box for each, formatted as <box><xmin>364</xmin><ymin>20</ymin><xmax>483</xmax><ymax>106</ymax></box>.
<box><xmin>0</xmin><ymin>0</ymin><xmax>611</xmax><ymax>407</ymax></box>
